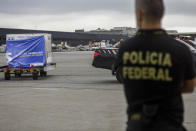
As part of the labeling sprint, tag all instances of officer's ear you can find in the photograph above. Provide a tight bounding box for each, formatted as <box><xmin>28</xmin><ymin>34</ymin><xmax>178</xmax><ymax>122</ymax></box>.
<box><xmin>136</xmin><ymin>9</ymin><xmax>143</xmax><ymax>28</ymax></box>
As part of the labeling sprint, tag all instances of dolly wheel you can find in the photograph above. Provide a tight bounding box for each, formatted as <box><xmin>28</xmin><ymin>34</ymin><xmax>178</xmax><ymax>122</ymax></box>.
<box><xmin>32</xmin><ymin>72</ymin><xmax>38</xmax><ymax>80</ymax></box>
<box><xmin>15</xmin><ymin>73</ymin><xmax>21</xmax><ymax>78</ymax></box>
<box><xmin>40</xmin><ymin>71</ymin><xmax>47</xmax><ymax>77</ymax></box>
<box><xmin>5</xmin><ymin>73</ymin><xmax>11</xmax><ymax>80</ymax></box>
<box><xmin>43</xmin><ymin>71</ymin><xmax>47</xmax><ymax>77</ymax></box>
<box><xmin>40</xmin><ymin>71</ymin><xmax>44</xmax><ymax>77</ymax></box>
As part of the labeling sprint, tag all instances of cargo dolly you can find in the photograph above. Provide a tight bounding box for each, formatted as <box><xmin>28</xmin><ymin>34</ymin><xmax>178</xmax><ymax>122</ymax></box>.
<box><xmin>3</xmin><ymin>33</ymin><xmax>56</xmax><ymax>80</ymax></box>
<box><xmin>0</xmin><ymin>63</ymin><xmax>56</xmax><ymax>80</ymax></box>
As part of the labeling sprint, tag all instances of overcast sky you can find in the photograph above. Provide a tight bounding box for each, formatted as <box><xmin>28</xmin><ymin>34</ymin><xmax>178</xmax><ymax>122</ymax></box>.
<box><xmin>0</xmin><ymin>0</ymin><xmax>195</xmax><ymax>32</ymax></box>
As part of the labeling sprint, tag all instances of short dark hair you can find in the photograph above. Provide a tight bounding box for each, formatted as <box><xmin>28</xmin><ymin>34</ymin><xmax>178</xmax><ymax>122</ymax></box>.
<box><xmin>136</xmin><ymin>0</ymin><xmax>165</xmax><ymax>21</ymax></box>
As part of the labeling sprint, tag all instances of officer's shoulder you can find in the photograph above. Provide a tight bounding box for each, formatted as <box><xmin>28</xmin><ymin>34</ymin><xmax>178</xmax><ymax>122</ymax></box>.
<box><xmin>167</xmin><ymin>37</ymin><xmax>191</xmax><ymax>52</ymax></box>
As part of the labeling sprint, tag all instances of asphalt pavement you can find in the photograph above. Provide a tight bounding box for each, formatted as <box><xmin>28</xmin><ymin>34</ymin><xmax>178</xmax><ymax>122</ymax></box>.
<box><xmin>0</xmin><ymin>51</ymin><xmax>195</xmax><ymax>131</ymax></box>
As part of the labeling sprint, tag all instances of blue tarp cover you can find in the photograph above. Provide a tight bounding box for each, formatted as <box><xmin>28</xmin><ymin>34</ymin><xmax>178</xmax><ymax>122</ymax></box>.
<box><xmin>6</xmin><ymin>36</ymin><xmax>46</xmax><ymax>68</ymax></box>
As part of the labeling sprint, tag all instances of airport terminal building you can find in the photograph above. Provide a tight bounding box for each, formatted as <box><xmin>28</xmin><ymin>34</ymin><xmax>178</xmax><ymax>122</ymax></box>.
<box><xmin>0</xmin><ymin>28</ymin><xmax>195</xmax><ymax>47</ymax></box>
<box><xmin>0</xmin><ymin>28</ymin><xmax>129</xmax><ymax>46</ymax></box>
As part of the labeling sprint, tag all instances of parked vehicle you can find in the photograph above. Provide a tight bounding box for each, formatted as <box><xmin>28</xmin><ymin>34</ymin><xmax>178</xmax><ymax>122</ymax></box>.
<box><xmin>92</xmin><ymin>48</ymin><xmax>123</xmax><ymax>83</ymax></box>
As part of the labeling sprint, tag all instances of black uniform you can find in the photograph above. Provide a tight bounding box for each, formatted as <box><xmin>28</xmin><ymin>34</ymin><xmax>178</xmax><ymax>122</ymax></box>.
<box><xmin>117</xmin><ymin>29</ymin><xmax>196</xmax><ymax>131</ymax></box>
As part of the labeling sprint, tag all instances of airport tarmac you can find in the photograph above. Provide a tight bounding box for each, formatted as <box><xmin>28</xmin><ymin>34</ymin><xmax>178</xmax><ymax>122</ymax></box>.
<box><xmin>0</xmin><ymin>51</ymin><xmax>195</xmax><ymax>131</ymax></box>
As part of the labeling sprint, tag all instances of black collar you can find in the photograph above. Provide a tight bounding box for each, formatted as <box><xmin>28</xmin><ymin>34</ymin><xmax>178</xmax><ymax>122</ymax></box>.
<box><xmin>136</xmin><ymin>29</ymin><xmax>167</xmax><ymax>36</ymax></box>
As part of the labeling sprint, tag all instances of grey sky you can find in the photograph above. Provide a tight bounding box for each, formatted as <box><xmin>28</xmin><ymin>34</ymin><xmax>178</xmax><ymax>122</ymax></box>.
<box><xmin>0</xmin><ymin>0</ymin><xmax>132</xmax><ymax>14</ymax></box>
<box><xmin>0</xmin><ymin>0</ymin><xmax>195</xmax><ymax>32</ymax></box>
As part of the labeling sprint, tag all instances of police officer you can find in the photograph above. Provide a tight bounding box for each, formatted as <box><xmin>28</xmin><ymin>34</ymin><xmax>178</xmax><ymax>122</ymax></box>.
<box><xmin>116</xmin><ymin>0</ymin><xmax>196</xmax><ymax>131</ymax></box>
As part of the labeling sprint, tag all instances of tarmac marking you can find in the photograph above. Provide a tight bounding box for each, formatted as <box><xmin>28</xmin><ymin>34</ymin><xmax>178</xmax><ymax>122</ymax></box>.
<box><xmin>34</xmin><ymin>88</ymin><xmax>59</xmax><ymax>91</ymax></box>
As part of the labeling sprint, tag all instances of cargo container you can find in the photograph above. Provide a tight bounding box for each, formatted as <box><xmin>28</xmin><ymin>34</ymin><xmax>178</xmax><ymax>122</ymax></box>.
<box><xmin>0</xmin><ymin>34</ymin><xmax>56</xmax><ymax>80</ymax></box>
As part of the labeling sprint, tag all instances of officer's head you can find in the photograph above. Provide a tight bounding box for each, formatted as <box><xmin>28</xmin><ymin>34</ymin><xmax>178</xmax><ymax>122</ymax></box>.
<box><xmin>135</xmin><ymin>0</ymin><xmax>165</xmax><ymax>29</ymax></box>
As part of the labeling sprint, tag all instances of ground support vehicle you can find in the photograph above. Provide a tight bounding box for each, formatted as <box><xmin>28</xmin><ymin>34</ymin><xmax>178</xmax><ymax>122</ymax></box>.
<box><xmin>92</xmin><ymin>48</ymin><xmax>123</xmax><ymax>83</ymax></box>
<box><xmin>1</xmin><ymin>34</ymin><xmax>56</xmax><ymax>80</ymax></box>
